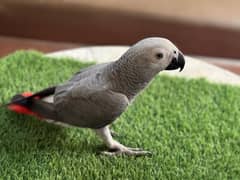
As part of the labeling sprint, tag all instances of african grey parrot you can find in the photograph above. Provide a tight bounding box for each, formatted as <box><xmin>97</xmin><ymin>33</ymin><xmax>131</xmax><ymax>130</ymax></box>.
<box><xmin>7</xmin><ymin>37</ymin><xmax>185</xmax><ymax>156</ymax></box>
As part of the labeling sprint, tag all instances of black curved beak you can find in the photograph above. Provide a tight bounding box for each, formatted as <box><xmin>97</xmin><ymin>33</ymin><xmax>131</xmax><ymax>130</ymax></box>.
<box><xmin>165</xmin><ymin>52</ymin><xmax>185</xmax><ymax>72</ymax></box>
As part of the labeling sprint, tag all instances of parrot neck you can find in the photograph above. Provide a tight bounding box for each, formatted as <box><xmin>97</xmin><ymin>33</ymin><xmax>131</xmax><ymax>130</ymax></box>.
<box><xmin>110</xmin><ymin>58</ymin><xmax>154</xmax><ymax>99</ymax></box>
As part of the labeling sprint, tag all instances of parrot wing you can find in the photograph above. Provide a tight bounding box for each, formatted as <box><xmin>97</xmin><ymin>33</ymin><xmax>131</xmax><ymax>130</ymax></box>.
<box><xmin>54</xmin><ymin>79</ymin><xmax>129</xmax><ymax>128</ymax></box>
<box><xmin>69</xmin><ymin>62</ymin><xmax>111</xmax><ymax>82</ymax></box>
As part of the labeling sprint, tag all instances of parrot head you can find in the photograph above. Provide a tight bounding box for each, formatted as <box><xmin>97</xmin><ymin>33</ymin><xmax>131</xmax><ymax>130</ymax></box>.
<box><xmin>124</xmin><ymin>37</ymin><xmax>185</xmax><ymax>74</ymax></box>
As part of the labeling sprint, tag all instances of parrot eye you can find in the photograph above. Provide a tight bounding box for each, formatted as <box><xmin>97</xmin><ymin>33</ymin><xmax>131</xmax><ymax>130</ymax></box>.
<box><xmin>155</xmin><ymin>53</ymin><xmax>163</xmax><ymax>59</ymax></box>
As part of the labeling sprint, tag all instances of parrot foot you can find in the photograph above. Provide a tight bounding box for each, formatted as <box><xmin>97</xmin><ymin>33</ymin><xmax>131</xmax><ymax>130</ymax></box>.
<box><xmin>101</xmin><ymin>146</ymin><xmax>152</xmax><ymax>156</ymax></box>
<box><xmin>95</xmin><ymin>126</ymin><xmax>151</xmax><ymax>157</ymax></box>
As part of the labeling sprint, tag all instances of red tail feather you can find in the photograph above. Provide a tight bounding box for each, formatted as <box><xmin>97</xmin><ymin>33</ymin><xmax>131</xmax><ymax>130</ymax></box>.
<box><xmin>8</xmin><ymin>104</ymin><xmax>38</xmax><ymax>116</ymax></box>
<box><xmin>21</xmin><ymin>92</ymin><xmax>33</xmax><ymax>97</ymax></box>
<box><xmin>8</xmin><ymin>92</ymin><xmax>41</xmax><ymax>117</ymax></box>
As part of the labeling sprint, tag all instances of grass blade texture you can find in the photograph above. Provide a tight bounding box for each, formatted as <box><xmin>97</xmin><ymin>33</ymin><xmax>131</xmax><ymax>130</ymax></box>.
<box><xmin>0</xmin><ymin>51</ymin><xmax>240</xmax><ymax>179</ymax></box>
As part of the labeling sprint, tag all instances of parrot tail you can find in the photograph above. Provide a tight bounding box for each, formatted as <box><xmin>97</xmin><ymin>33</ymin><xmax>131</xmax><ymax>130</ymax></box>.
<box><xmin>7</xmin><ymin>86</ymin><xmax>57</xmax><ymax>120</ymax></box>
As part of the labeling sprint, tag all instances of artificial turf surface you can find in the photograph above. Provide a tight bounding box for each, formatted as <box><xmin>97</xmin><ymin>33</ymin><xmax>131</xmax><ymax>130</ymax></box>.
<box><xmin>0</xmin><ymin>51</ymin><xmax>240</xmax><ymax>179</ymax></box>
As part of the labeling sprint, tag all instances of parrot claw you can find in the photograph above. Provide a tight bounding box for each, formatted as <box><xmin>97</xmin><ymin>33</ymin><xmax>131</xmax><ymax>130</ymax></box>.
<box><xmin>101</xmin><ymin>147</ymin><xmax>152</xmax><ymax>157</ymax></box>
<box><xmin>110</xmin><ymin>130</ymin><xmax>119</xmax><ymax>137</ymax></box>
<box><xmin>126</xmin><ymin>147</ymin><xmax>144</xmax><ymax>151</ymax></box>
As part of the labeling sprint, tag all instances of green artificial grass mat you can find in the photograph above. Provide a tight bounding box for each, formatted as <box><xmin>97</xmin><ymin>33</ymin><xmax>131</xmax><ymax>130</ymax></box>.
<box><xmin>0</xmin><ymin>51</ymin><xmax>240</xmax><ymax>179</ymax></box>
